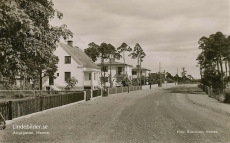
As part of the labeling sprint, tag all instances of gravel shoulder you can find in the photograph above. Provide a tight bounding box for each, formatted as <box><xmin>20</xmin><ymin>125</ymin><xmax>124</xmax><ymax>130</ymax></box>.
<box><xmin>186</xmin><ymin>92</ymin><xmax>230</xmax><ymax>117</ymax></box>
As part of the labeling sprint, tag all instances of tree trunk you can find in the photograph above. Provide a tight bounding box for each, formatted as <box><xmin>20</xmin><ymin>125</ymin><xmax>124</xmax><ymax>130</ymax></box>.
<box><xmin>140</xmin><ymin>61</ymin><xmax>142</xmax><ymax>86</ymax></box>
<box><xmin>39</xmin><ymin>70</ymin><xmax>42</xmax><ymax>90</ymax></box>
<box><xmin>109</xmin><ymin>57</ymin><xmax>112</xmax><ymax>88</ymax></box>
<box><xmin>20</xmin><ymin>72</ymin><xmax>22</xmax><ymax>89</ymax></box>
<box><xmin>199</xmin><ymin>65</ymin><xmax>203</xmax><ymax>80</ymax></box>
<box><xmin>137</xmin><ymin>55</ymin><xmax>140</xmax><ymax>86</ymax></box>
<box><xmin>216</xmin><ymin>60</ymin><xmax>220</xmax><ymax>75</ymax></box>
<box><xmin>102</xmin><ymin>57</ymin><xmax>106</xmax><ymax>89</ymax></box>
<box><xmin>225</xmin><ymin>60</ymin><xmax>228</xmax><ymax>77</ymax></box>
<box><xmin>100</xmin><ymin>58</ymin><xmax>103</xmax><ymax>87</ymax></box>
<box><xmin>123</xmin><ymin>51</ymin><xmax>126</xmax><ymax>75</ymax></box>
<box><xmin>219</xmin><ymin>56</ymin><xmax>224</xmax><ymax>93</ymax></box>
<box><xmin>228</xmin><ymin>59</ymin><xmax>230</xmax><ymax>76</ymax></box>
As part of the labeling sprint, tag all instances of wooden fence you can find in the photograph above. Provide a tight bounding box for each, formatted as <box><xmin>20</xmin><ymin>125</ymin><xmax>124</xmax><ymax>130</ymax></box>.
<box><xmin>93</xmin><ymin>90</ymin><xmax>102</xmax><ymax>98</ymax></box>
<box><xmin>0</xmin><ymin>87</ymin><xmax>142</xmax><ymax>121</ymax></box>
<box><xmin>107</xmin><ymin>86</ymin><xmax>142</xmax><ymax>95</ymax></box>
<box><xmin>85</xmin><ymin>90</ymin><xmax>91</xmax><ymax>101</ymax></box>
<box><xmin>0</xmin><ymin>92</ymin><xmax>85</xmax><ymax>120</ymax></box>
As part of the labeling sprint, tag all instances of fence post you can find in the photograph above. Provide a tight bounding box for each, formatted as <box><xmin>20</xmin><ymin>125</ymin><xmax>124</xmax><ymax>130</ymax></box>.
<box><xmin>8</xmin><ymin>101</ymin><xmax>13</xmax><ymax>120</ymax></box>
<box><xmin>40</xmin><ymin>96</ymin><xmax>43</xmax><ymax>111</ymax></box>
<box><xmin>108</xmin><ymin>88</ymin><xmax>110</xmax><ymax>96</ymax></box>
<box><xmin>210</xmin><ymin>86</ymin><xmax>212</xmax><ymax>97</ymax></box>
<box><xmin>83</xmin><ymin>91</ymin><xmax>86</xmax><ymax>101</ymax></box>
<box><xmin>115</xmin><ymin>87</ymin><xmax>117</xmax><ymax>94</ymax></box>
<box><xmin>60</xmin><ymin>95</ymin><xmax>62</xmax><ymax>106</ymax></box>
<box><xmin>128</xmin><ymin>86</ymin><xmax>129</xmax><ymax>93</ymax></box>
<box><xmin>122</xmin><ymin>87</ymin><xmax>123</xmax><ymax>93</ymax></box>
<box><xmin>101</xmin><ymin>89</ymin><xmax>103</xmax><ymax>97</ymax></box>
<box><xmin>91</xmin><ymin>90</ymin><xmax>93</xmax><ymax>100</ymax></box>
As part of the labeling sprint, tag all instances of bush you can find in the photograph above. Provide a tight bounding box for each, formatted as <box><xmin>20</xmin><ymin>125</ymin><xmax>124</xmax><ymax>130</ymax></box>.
<box><xmin>14</xmin><ymin>93</ymin><xmax>24</xmax><ymax>98</ymax></box>
<box><xmin>224</xmin><ymin>92</ymin><xmax>230</xmax><ymax>103</ymax></box>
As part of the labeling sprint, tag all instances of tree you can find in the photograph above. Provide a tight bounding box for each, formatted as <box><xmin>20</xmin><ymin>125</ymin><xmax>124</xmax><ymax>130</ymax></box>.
<box><xmin>187</xmin><ymin>75</ymin><xmax>194</xmax><ymax>81</ymax></box>
<box><xmin>117</xmin><ymin>43</ymin><xmax>132</xmax><ymax>75</ymax></box>
<box><xmin>84</xmin><ymin>42</ymin><xmax>100</xmax><ymax>62</ymax></box>
<box><xmin>107</xmin><ymin>43</ymin><xmax>121</xmax><ymax>87</ymax></box>
<box><xmin>129</xmin><ymin>43</ymin><xmax>146</xmax><ymax>85</ymax></box>
<box><xmin>197</xmin><ymin>32</ymin><xmax>230</xmax><ymax>93</ymax></box>
<box><xmin>166</xmin><ymin>72</ymin><xmax>174</xmax><ymax>82</ymax></box>
<box><xmin>65</xmin><ymin>77</ymin><xmax>78</xmax><ymax>90</ymax></box>
<box><xmin>181</xmin><ymin>67</ymin><xmax>187</xmax><ymax>81</ymax></box>
<box><xmin>0</xmin><ymin>0</ymin><xmax>73</xmax><ymax>89</ymax></box>
<box><xmin>117</xmin><ymin>43</ymin><xmax>132</xmax><ymax>86</ymax></box>
<box><xmin>84</xmin><ymin>42</ymin><xmax>120</xmax><ymax>88</ymax></box>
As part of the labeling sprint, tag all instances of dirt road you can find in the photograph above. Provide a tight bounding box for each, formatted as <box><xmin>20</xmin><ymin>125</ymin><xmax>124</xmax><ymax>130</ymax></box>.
<box><xmin>0</xmin><ymin>85</ymin><xmax>229</xmax><ymax>143</ymax></box>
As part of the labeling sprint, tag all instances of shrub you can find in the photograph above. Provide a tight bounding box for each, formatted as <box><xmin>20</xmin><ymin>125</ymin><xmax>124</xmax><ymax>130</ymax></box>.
<box><xmin>224</xmin><ymin>92</ymin><xmax>230</xmax><ymax>103</ymax></box>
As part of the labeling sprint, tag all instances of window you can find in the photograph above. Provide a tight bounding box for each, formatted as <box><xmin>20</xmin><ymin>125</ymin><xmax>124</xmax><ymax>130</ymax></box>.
<box><xmin>57</xmin><ymin>73</ymin><xmax>59</xmax><ymax>76</ymax></box>
<box><xmin>65</xmin><ymin>72</ymin><xmax>71</xmax><ymax>81</ymax></box>
<box><xmin>65</xmin><ymin>56</ymin><xmax>71</xmax><ymax>64</ymax></box>
<box><xmin>89</xmin><ymin>73</ymin><xmax>91</xmax><ymax>80</ymax></box>
<box><xmin>94</xmin><ymin>73</ymin><xmax>96</xmax><ymax>80</ymax></box>
<box><xmin>132</xmin><ymin>71</ymin><xmax>137</xmax><ymax>75</ymax></box>
<box><xmin>101</xmin><ymin>66</ymin><xmax>108</xmax><ymax>72</ymax></box>
<box><xmin>49</xmin><ymin>76</ymin><xmax>54</xmax><ymax>85</ymax></box>
<box><xmin>118</xmin><ymin>67</ymin><xmax>122</xmax><ymax>75</ymax></box>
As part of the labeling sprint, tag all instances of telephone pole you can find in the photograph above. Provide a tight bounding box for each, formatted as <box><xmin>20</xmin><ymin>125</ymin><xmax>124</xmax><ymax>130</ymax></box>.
<box><xmin>159</xmin><ymin>62</ymin><xmax>162</xmax><ymax>87</ymax></box>
<box><xmin>176</xmin><ymin>67</ymin><xmax>178</xmax><ymax>85</ymax></box>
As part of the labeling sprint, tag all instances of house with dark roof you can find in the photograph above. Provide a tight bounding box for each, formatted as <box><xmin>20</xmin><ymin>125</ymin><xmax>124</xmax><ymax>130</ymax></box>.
<box><xmin>132</xmin><ymin>65</ymin><xmax>151</xmax><ymax>78</ymax></box>
<box><xmin>97</xmin><ymin>59</ymin><xmax>133</xmax><ymax>87</ymax></box>
<box><xmin>132</xmin><ymin>65</ymin><xmax>151</xmax><ymax>85</ymax></box>
<box><xmin>43</xmin><ymin>41</ymin><xmax>101</xmax><ymax>90</ymax></box>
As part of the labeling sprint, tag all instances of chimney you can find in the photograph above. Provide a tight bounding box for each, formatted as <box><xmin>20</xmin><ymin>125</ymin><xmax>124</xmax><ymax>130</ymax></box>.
<box><xmin>67</xmin><ymin>40</ymin><xmax>73</xmax><ymax>47</ymax></box>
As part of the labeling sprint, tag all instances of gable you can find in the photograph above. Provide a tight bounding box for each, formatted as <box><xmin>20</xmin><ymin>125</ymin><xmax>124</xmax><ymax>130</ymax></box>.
<box><xmin>59</xmin><ymin>43</ymin><xmax>100</xmax><ymax>69</ymax></box>
<box><xmin>54</xmin><ymin>46</ymin><xmax>80</xmax><ymax>66</ymax></box>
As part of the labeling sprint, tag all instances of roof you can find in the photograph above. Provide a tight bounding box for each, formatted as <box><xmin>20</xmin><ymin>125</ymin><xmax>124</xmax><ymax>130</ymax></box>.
<box><xmin>60</xmin><ymin>43</ymin><xmax>100</xmax><ymax>69</ymax></box>
<box><xmin>132</xmin><ymin>67</ymin><xmax>151</xmax><ymax>71</ymax></box>
<box><xmin>97</xmin><ymin>61</ymin><xmax>133</xmax><ymax>67</ymax></box>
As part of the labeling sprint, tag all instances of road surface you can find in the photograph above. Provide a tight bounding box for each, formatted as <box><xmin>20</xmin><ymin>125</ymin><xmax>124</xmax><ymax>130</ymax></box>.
<box><xmin>0</xmin><ymin>84</ymin><xmax>230</xmax><ymax>143</ymax></box>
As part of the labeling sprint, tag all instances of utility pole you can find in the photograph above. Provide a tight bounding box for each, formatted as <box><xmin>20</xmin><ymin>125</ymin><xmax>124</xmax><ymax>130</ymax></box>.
<box><xmin>159</xmin><ymin>62</ymin><xmax>162</xmax><ymax>87</ymax></box>
<box><xmin>176</xmin><ymin>67</ymin><xmax>178</xmax><ymax>85</ymax></box>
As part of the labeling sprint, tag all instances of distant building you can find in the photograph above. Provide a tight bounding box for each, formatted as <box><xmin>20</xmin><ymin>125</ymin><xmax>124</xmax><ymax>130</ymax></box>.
<box><xmin>132</xmin><ymin>65</ymin><xmax>151</xmax><ymax>85</ymax></box>
<box><xmin>149</xmin><ymin>72</ymin><xmax>165</xmax><ymax>84</ymax></box>
<box><xmin>43</xmin><ymin>41</ymin><xmax>101</xmax><ymax>90</ymax></box>
<box><xmin>132</xmin><ymin>65</ymin><xmax>151</xmax><ymax>78</ymax></box>
<box><xmin>97</xmin><ymin>59</ymin><xmax>133</xmax><ymax>87</ymax></box>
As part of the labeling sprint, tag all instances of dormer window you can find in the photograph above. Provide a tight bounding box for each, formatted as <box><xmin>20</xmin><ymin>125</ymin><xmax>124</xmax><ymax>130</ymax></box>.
<box><xmin>65</xmin><ymin>56</ymin><xmax>71</xmax><ymax>64</ymax></box>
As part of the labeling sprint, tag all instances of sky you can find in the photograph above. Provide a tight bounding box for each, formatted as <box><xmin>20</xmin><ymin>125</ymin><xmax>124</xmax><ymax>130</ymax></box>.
<box><xmin>50</xmin><ymin>0</ymin><xmax>230</xmax><ymax>79</ymax></box>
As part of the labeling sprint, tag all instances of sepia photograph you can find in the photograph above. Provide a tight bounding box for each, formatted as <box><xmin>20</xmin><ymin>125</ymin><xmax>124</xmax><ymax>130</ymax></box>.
<box><xmin>0</xmin><ymin>0</ymin><xmax>230</xmax><ymax>142</ymax></box>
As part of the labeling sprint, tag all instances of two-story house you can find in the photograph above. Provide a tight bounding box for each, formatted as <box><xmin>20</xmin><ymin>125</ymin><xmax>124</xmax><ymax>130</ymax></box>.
<box><xmin>97</xmin><ymin>59</ymin><xmax>133</xmax><ymax>87</ymax></box>
<box><xmin>43</xmin><ymin>41</ymin><xmax>101</xmax><ymax>90</ymax></box>
<box><xmin>132</xmin><ymin>65</ymin><xmax>151</xmax><ymax>85</ymax></box>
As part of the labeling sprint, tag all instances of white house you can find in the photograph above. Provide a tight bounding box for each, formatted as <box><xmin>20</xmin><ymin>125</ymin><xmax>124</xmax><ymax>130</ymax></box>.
<box><xmin>132</xmin><ymin>65</ymin><xmax>151</xmax><ymax>78</ymax></box>
<box><xmin>97</xmin><ymin>59</ymin><xmax>133</xmax><ymax>87</ymax></box>
<box><xmin>43</xmin><ymin>41</ymin><xmax>101</xmax><ymax>90</ymax></box>
<box><xmin>132</xmin><ymin>65</ymin><xmax>151</xmax><ymax>85</ymax></box>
